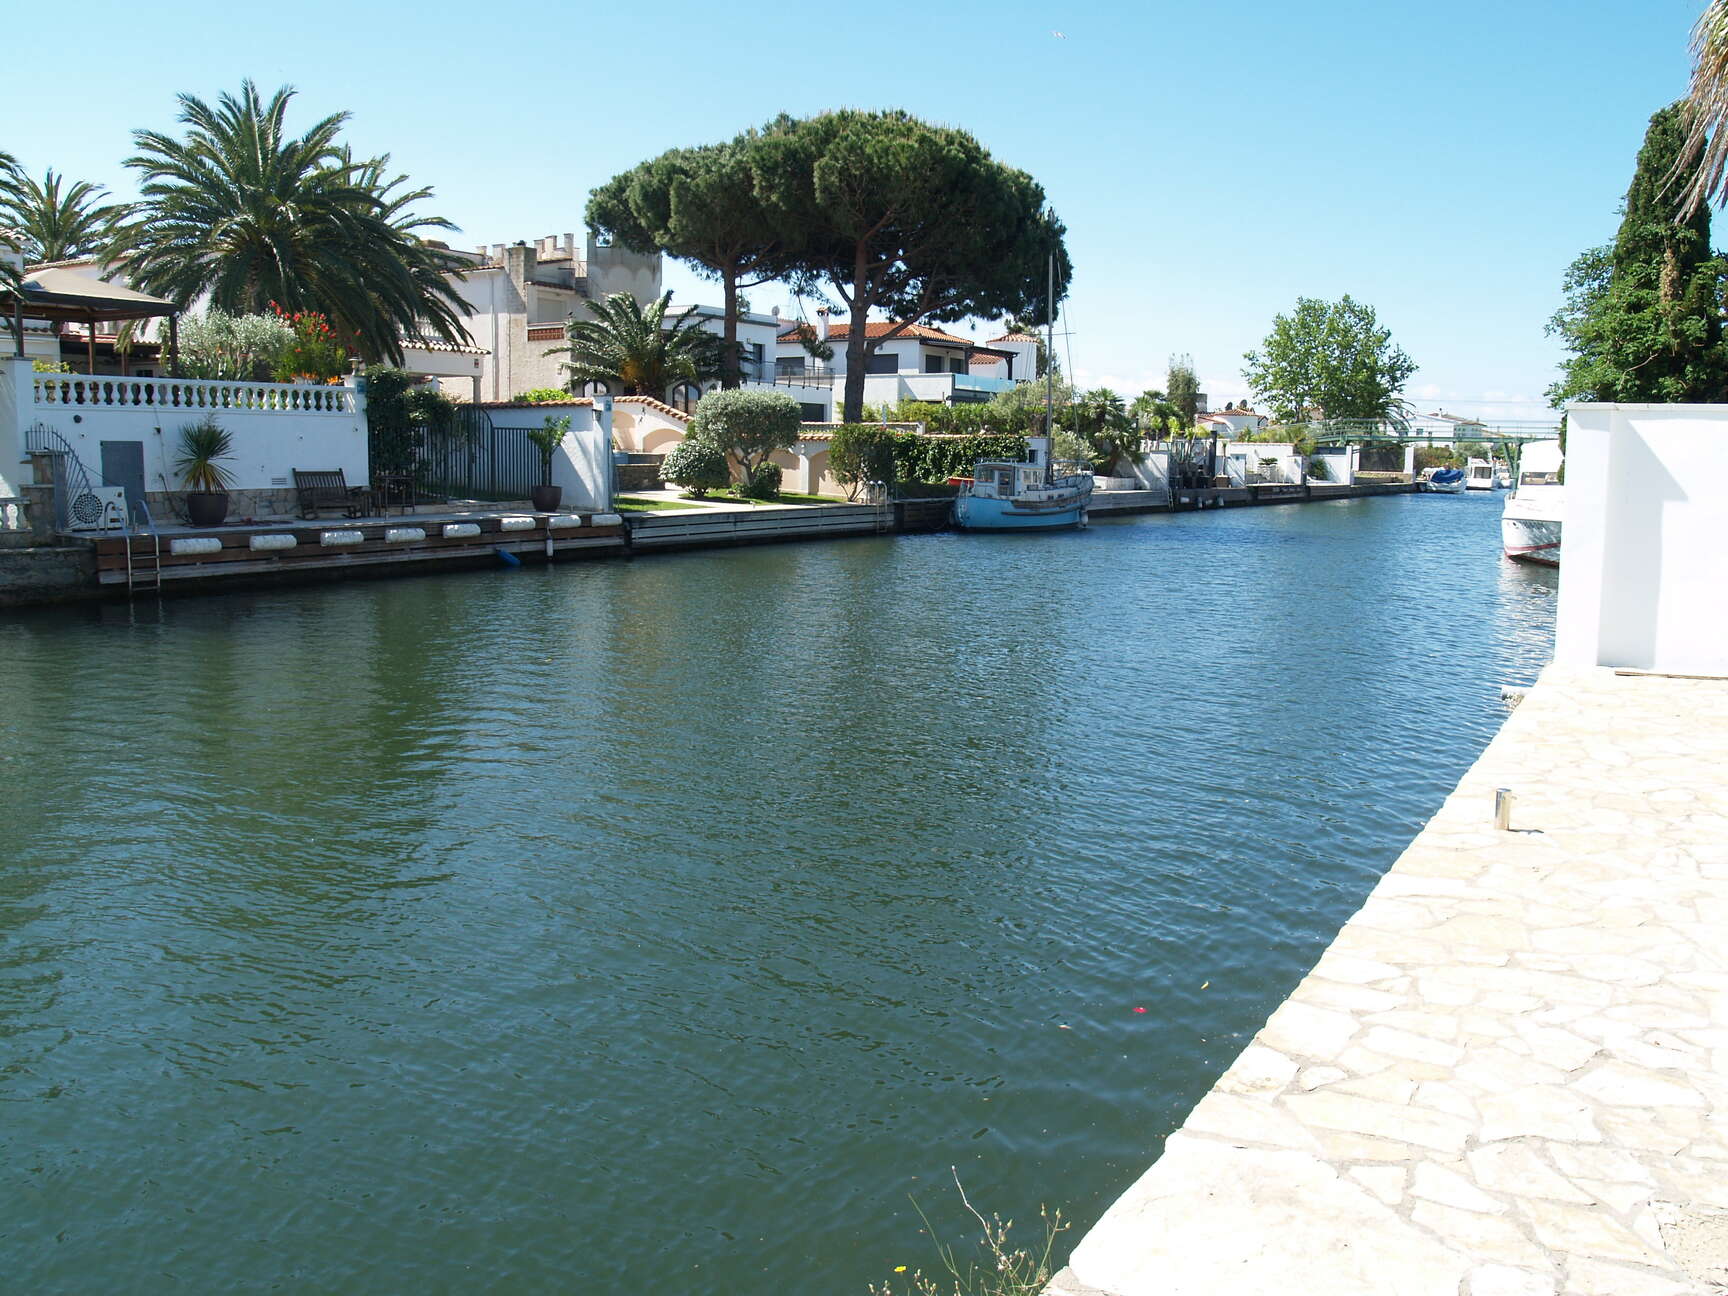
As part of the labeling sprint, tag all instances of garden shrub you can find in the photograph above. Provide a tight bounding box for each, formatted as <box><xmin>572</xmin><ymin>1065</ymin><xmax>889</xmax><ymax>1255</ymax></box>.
<box><xmin>663</xmin><ymin>440</ymin><xmax>729</xmax><ymax>498</ymax></box>
<box><xmin>739</xmin><ymin>461</ymin><xmax>783</xmax><ymax>500</ymax></box>
<box><xmin>690</xmin><ymin>389</ymin><xmax>800</xmax><ymax>478</ymax></box>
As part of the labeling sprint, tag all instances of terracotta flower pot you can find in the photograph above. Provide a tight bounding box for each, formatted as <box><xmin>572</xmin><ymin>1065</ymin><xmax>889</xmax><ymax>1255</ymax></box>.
<box><xmin>531</xmin><ymin>485</ymin><xmax>562</xmax><ymax>512</ymax></box>
<box><xmin>185</xmin><ymin>492</ymin><xmax>229</xmax><ymax>527</ymax></box>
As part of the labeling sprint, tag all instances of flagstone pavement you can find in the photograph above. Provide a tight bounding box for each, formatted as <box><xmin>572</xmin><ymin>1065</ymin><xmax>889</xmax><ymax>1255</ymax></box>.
<box><xmin>1049</xmin><ymin>666</ymin><xmax>1728</xmax><ymax>1296</ymax></box>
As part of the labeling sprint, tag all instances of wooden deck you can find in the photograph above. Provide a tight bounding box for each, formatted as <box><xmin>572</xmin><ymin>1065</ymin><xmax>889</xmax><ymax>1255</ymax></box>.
<box><xmin>89</xmin><ymin>510</ymin><xmax>626</xmax><ymax>587</ymax></box>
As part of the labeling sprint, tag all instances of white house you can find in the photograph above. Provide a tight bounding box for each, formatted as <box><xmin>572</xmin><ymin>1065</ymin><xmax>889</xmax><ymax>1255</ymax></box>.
<box><xmin>404</xmin><ymin>232</ymin><xmax>662</xmax><ymax>404</ymax></box>
<box><xmin>1201</xmin><ymin>402</ymin><xmax>1269</xmax><ymax>437</ymax></box>
<box><xmin>774</xmin><ymin>314</ymin><xmax>1023</xmax><ymax>408</ymax></box>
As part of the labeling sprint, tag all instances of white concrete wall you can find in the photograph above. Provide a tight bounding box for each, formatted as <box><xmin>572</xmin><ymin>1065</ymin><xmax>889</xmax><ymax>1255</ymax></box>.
<box><xmin>3</xmin><ymin>358</ymin><xmax>366</xmax><ymax>496</ymax></box>
<box><xmin>1309</xmin><ymin>446</ymin><xmax>1357</xmax><ymax>485</ymax></box>
<box><xmin>1113</xmin><ymin>451</ymin><xmax>1171</xmax><ymax>495</ymax></box>
<box><xmin>1555</xmin><ymin>404</ymin><xmax>1728</xmax><ymax>675</ymax></box>
<box><xmin>481</xmin><ymin>402</ymin><xmax>611</xmax><ymax>513</ymax></box>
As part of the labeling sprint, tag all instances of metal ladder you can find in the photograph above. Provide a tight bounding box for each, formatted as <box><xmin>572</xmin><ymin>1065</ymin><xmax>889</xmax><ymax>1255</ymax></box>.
<box><xmin>124</xmin><ymin>498</ymin><xmax>162</xmax><ymax>597</ymax></box>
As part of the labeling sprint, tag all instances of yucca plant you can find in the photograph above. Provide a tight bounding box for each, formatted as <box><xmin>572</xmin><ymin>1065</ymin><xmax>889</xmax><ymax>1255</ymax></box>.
<box><xmin>526</xmin><ymin>414</ymin><xmax>571</xmax><ymax>487</ymax></box>
<box><xmin>174</xmin><ymin>417</ymin><xmax>236</xmax><ymax>492</ymax></box>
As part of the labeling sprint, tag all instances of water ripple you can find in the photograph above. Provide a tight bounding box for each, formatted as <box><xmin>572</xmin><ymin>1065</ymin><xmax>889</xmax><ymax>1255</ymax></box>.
<box><xmin>0</xmin><ymin>492</ymin><xmax>1551</xmax><ymax>1292</ymax></box>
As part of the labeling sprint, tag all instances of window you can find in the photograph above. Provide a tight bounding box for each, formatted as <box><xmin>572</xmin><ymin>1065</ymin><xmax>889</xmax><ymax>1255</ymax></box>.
<box><xmin>949</xmin><ymin>357</ymin><xmax>965</xmax><ymax>374</ymax></box>
<box><xmin>581</xmin><ymin>380</ymin><xmax>612</xmax><ymax>398</ymax></box>
<box><xmin>671</xmin><ymin>382</ymin><xmax>702</xmax><ymax>414</ymax></box>
<box><xmin>746</xmin><ymin>342</ymin><xmax>765</xmax><ymax>381</ymax></box>
<box><xmin>777</xmin><ymin>357</ymin><xmax>806</xmax><ymax>377</ymax></box>
<box><xmin>865</xmin><ymin>351</ymin><xmax>897</xmax><ymax>375</ymax></box>
<box><xmin>799</xmin><ymin>403</ymin><xmax>826</xmax><ymax>421</ymax></box>
<box><xmin>924</xmin><ymin>354</ymin><xmax>944</xmax><ymax>373</ymax></box>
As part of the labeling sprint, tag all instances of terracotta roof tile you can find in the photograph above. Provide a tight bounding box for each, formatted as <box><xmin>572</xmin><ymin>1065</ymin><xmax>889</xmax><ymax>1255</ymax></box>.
<box><xmin>478</xmin><ymin>395</ymin><xmax>689</xmax><ymax>421</ymax></box>
<box><xmin>778</xmin><ymin>321</ymin><xmax>975</xmax><ymax>348</ymax></box>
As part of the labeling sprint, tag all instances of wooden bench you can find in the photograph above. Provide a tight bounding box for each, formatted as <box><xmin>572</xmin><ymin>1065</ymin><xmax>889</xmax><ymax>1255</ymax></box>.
<box><xmin>294</xmin><ymin>469</ymin><xmax>370</xmax><ymax>519</ymax></box>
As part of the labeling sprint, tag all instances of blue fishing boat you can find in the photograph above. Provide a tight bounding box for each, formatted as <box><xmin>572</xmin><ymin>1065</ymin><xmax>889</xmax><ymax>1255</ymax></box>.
<box><xmin>953</xmin><ymin>446</ymin><xmax>1093</xmax><ymax>529</ymax></box>
<box><xmin>953</xmin><ymin>248</ymin><xmax>1091</xmax><ymax>531</ymax></box>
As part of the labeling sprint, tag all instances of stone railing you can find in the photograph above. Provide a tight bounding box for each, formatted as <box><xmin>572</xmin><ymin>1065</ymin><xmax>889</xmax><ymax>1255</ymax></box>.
<box><xmin>31</xmin><ymin>373</ymin><xmax>358</xmax><ymax>415</ymax></box>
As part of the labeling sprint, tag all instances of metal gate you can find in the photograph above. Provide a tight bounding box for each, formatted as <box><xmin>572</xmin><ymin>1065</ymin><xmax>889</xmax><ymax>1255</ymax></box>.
<box><xmin>415</xmin><ymin>406</ymin><xmax>541</xmax><ymax>502</ymax></box>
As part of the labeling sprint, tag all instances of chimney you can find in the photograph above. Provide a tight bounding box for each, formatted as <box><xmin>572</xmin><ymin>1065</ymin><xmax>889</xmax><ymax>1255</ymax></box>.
<box><xmin>489</xmin><ymin>243</ymin><xmax>504</xmax><ymax>264</ymax></box>
<box><xmin>815</xmin><ymin>307</ymin><xmax>829</xmax><ymax>342</ymax></box>
<box><xmin>563</xmin><ymin>233</ymin><xmax>575</xmax><ymax>256</ymax></box>
<box><xmin>503</xmin><ymin>240</ymin><xmax>536</xmax><ymax>285</ymax></box>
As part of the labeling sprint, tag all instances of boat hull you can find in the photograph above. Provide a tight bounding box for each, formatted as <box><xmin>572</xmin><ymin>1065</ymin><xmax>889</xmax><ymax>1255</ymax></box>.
<box><xmin>1502</xmin><ymin>515</ymin><xmax>1561</xmax><ymax>565</ymax></box>
<box><xmin>953</xmin><ymin>493</ymin><xmax>1088</xmax><ymax>530</ymax></box>
<box><xmin>1501</xmin><ymin>485</ymin><xmax>1563</xmax><ymax>565</ymax></box>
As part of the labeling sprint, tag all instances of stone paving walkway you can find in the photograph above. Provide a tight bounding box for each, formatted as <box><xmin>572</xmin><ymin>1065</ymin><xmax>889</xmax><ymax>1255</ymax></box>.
<box><xmin>1050</xmin><ymin>666</ymin><xmax>1728</xmax><ymax>1296</ymax></box>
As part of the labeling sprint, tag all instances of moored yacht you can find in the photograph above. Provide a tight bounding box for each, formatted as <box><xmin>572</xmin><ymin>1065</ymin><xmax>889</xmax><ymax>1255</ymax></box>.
<box><xmin>1501</xmin><ymin>439</ymin><xmax>1563</xmax><ymax>565</ymax></box>
<box><xmin>1465</xmin><ymin>457</ymin><xmax>1495</xmax><ymax>490</ymax></box>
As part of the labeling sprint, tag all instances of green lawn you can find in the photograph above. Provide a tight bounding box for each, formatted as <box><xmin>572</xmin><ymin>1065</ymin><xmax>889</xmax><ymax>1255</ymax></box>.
<box><xmin>613</xmin><ymin>496</ymin><xmax>706</xmax><ymax>512</ymax></box>
<box><xmin>693</xmin><ymin>491</ymin><xmax>850</xmax><ymax>507</ymax></box>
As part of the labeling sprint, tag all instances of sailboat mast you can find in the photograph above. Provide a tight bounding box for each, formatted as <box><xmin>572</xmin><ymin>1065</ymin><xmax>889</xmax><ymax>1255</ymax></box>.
<box><xmin>1045</xmin><ymin>252</ymin><xmax>1055</xmax><ymax>485</ymax></box>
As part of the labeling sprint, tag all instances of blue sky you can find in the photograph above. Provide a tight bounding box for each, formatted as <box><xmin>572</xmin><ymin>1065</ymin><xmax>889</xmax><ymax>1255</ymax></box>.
<box><xmin>1</xmin><ymin>0</ymin><xmax>1699</xmax><ymax>418</ymax></box>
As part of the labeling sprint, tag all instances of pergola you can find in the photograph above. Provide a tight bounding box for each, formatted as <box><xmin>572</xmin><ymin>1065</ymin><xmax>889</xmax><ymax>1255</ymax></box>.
<box><xmin>4</xmin><ymin>267</ymin><xmax>181</xmax><ymax>375</ymax></box>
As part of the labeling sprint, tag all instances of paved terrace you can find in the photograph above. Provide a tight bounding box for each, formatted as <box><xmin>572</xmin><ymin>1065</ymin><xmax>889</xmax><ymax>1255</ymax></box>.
<box><xmin>1052</xmin><ymin>667</ymin><xmax>1728</xmax><ymax>1296</ymax></box>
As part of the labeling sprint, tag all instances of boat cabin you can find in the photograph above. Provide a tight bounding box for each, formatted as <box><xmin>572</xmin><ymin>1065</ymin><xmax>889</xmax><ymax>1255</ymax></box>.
<box><xmin>967</xmin><ymin>462</ymin><xmax>1045</xmax><ymax>499</ymax></box>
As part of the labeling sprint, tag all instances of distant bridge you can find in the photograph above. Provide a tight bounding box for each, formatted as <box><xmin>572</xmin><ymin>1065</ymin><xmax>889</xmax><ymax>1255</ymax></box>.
<box><xmin>1295</xmin><ymin>417</ymin><xmax>1561</xmax><ymax>445</ymax></box>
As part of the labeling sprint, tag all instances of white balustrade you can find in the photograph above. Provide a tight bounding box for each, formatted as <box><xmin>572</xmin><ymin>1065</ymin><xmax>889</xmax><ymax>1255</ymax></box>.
<box><xmin>30</xmin><ymin>373</ymin><xmax>357</xmax><ymax>415</ymax></box>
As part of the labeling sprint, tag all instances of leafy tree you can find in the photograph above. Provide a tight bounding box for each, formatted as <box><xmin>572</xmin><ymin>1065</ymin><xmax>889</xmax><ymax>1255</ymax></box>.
<box><xmin>689</xmin><ymin>388</ymin><xmax>801</xmax><ymax>480</ymax></box>
<box><xmin>176</xmin><ymin>309</ymin><xmax>294</xmax><ymax>380</ymax></box>
<box><xmin>752</xmin><ymin>110</ymin><xmax>1068</xmax><ymax>423</ymax></box>
<box><xmin>363</xmin><ymin>365</ymin><xmax>454</xmax><ymax>475</ymax></box>
<box><xmin>1243</xmin><ymin>296</ymin><xmax>1415</xmax><ymax>421</ymax></box>
<box><xmin>1165</xmin><ymin>354</ymin><xmax>1200</xmax><ymax>428</ymax></box>
<box><xmin>114</xmin><ymin>81</ymin><xmax>468</xmax><ymax>364</ymax></box>
<box><xmin>1548</xmin><ymin>104</ymin><xmax>1728</xmax><ymax>404</ymax></box>
<box><xmin>979</xmin><ymin>373</ymin><xmax>1075</xmax><ymax>435</ymax></box>
<box><xmin>0</xmin><ymin>167</ymin><xmax>123</xmax><ymax>263</ymax></box>
<box><xmin>553</xmin><ymin>290</ymin><xmax>727</xmax><ymax>398</ymax></box>
<box><xmin>1069</xmin><ymin>388</ymin><xmax>1138</xmax><ymax>472</ymax></box>
<box><xmin>662</xmin><ymin>439</ymin><xmax>729</xmax><ymax>498</ymax></box>
<box><xmin>588</xmin><ymin>125</ymin><xmax>802</xmax><ymax>389</ymax></box>
<box><xmin>1130</xmin><ymin>388</ymin><xmax>1182</xmax><ymax>437</ymax></box>
<box><xmin>827</xmin><ymin>424</ymin><xmax>898</xmax><ymax>499</ymax></box>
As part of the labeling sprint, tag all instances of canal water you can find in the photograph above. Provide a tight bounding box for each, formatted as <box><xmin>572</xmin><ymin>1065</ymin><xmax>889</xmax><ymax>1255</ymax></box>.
<box><xmin>0</xmin><ymin>492</ymin><xmax>1553</xmax><ymax>1293</ymax></box>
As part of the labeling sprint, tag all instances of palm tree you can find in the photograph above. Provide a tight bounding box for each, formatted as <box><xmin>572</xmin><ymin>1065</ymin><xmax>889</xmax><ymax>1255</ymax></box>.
<box><xmin>551</xmin><ymin>292</ymin><xmax>730</xmax><ymax>399</ymax></box>
<box><xmin>0</xmin><ymin>150</ymin><xmax>23</xmax><ymax>298</ymax></box>
<box><xmin>112</xmin><ymin>81</ymin><xmax>467</xmax><ymax>364</ymax></box>
<box><xmin>0</xmin><ymin>168</ymin><xmax>123</xmax><ymax>263</ymax></box>
<box><xmin>1681</xmin><ymin>1</ymin><xmax>1728</xmax><ymax>216</ymax></box>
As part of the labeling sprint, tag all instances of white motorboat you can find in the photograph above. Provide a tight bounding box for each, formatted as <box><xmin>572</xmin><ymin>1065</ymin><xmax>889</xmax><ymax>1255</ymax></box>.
<box><xmin>1421</xmin><ymin>467</ymin><xmax>1466</xmax><ymax>493</ymax></box>
<box><xmin>1465</xmin><ymin>457</ymin><xmax>1495</xmax><ymax>491</ymax></box>
<box><xmin>1501</xmin><ymin>439</ymin><xmax>1563</xmax><ymax>566</ymax></box>
<box><xmin>1492</xmin><ymin>461</ymin><xmax>1513</xmax><ymax>489</ymax></box>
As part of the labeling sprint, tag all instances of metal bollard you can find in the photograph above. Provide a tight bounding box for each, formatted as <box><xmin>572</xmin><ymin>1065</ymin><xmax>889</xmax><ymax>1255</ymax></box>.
<box><xmin>1494</xmin><ymin>788</ymin><xmax>1515</xmax><ymax>831</ymax></box>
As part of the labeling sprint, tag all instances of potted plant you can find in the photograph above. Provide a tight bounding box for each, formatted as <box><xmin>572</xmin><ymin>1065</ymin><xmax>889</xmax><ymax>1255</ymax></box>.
<box><xmin>174</xmin><ymin>416</ymin><xmax>236</xmax><ymax>527</ymax></box>
<box><xmin>527</xmin><ymin>415</ymin><xmax>570</xmax><ymax>511</ymax></box>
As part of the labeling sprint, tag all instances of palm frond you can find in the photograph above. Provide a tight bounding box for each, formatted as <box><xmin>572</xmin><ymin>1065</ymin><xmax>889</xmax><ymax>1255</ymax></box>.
<box><xmin>1678</xmin><ymin>1</ymin><xmax>1728</xmax><ymax>216</ymax></box>
<box><xmin>115</xmin><ymin>81</ymin><xmax>467</xmax><ymax>364</ymax></box>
